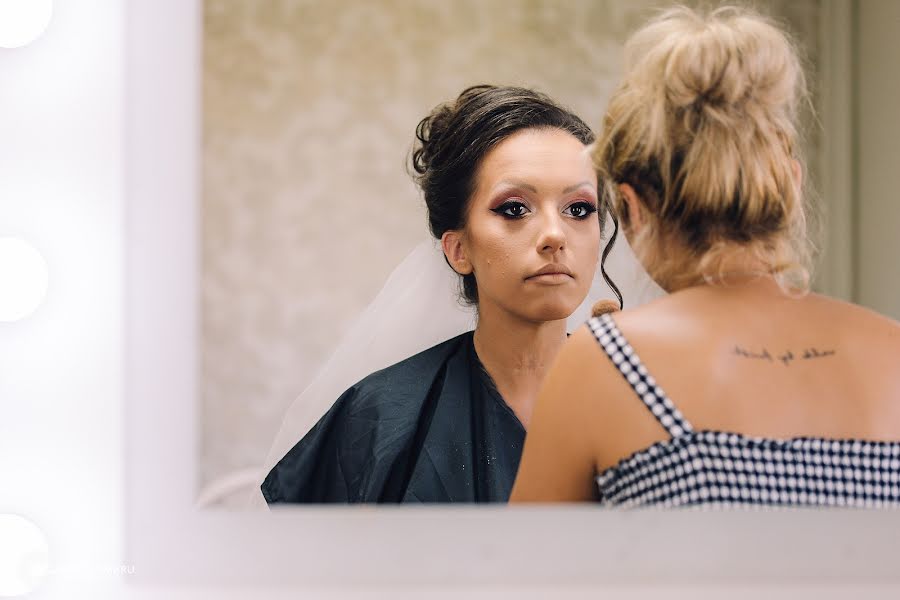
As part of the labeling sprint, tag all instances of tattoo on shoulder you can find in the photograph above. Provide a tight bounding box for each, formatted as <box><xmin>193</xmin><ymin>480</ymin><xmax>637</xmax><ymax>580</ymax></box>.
<box><xmin>733</xmin><ymin>345</ymin><xmax>836</xmax><ymax>367</ymax></box>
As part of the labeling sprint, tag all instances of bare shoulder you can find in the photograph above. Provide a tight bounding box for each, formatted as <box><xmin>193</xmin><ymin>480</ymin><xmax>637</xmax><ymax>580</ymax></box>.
<box><xmin>544</xmin><ymin>326</ymin><xmax>612</xmax><ymax>414</ymax></box>
<box><xmin>556</xmin><ymin>320</ymin><xmax>677</xmax><ymax>469</ymax></box>
<box><xmin>561</xmin><ymin>324</ymin><xmax>608</xmax><ymax>365</ymax></box>
<box><xmin>790</xmin><ymin>294</ymin><xmax>900</xmax><ymax>400</ymax></box>
<box><xmin>537</xmin><ymin>325</ymin><xmax>644</xmax><ymax>442</ymax></box>
<box><xmin>509</xmin><ymin>326</ymin><xmax>620</xmax><ymax>501</ymax></box>
<box><xmin>809</xmin><ymin>293</ymin><xmax>900</xmax><ymax>350</ymax></box>
<box><xmin>840</xmin><ymin>298</ymin><xmax>900</xmax><ymax>335</ymax></box>
<box><xmin>617</xmin><ymin>288</ymin><xmax>900</xmax><ymax>344</ymax></box>
<box><xmin>609</xmin><ymin>291</ymin><xmax>706</xmax><ymax>348</ymax></box>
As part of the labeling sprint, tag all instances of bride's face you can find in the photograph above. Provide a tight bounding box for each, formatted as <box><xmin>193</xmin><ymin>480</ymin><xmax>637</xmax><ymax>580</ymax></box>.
<box><xmin>460</xmin><ymin>127</ymin><xmax>601</xmax><ymax>323</ymax></box>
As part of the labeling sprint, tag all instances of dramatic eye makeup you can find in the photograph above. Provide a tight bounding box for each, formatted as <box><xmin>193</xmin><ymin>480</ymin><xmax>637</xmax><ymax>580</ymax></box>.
<box><xmin>489</xmin><ymin>199</ymin><xmax>598</xmax><ymax>220</ymax></box>
<box><xmin>562</xmin><ymin>201</ymin><xmax>598</xmax><ymax>220</ymax></box>
<box><xmin>486</xmin><ymin>179</ymin><xmax>598</xmax><ymax>221</ymax></box>
<box><xmin>490</xmin><ymin>199</ymin><xmax>530</xmax><ymax>219</ymax></box>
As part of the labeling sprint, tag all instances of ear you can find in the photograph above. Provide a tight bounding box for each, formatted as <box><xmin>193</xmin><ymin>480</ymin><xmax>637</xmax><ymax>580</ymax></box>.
<box><xmin>441</xmin><ymin>230</ymin><xmax>473</xmax><ymax>275</ymax></box>
<box><xmin>618</xmin><ymin>183</ymin><xmax>647</xmax><ymax>233</ymax></box>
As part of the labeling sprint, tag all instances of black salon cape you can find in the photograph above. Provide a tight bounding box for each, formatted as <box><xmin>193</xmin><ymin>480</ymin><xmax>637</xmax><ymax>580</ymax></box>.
<box><xmin>261</xmin><ymin>332</ymin><xmax>526</xmax><ymax>504</ymax></box>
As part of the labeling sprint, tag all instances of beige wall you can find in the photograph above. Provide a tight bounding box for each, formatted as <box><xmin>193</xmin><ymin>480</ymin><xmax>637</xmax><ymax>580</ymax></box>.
<box><xmin>856</xmin><ymin>0</ymin><xmax>900</xmax><ymax>320</ymax></box>
<box><xmin>200</xmin><ymin>0</ymin><xmax>822</xmax><ymax>495</ymax></box>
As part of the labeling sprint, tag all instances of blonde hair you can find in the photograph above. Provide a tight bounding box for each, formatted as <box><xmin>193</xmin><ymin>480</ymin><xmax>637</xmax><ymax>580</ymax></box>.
<box><xmin>594</xmin><ymin>5</ymin><xmax>813</xmax><ymax>292</ymax></box>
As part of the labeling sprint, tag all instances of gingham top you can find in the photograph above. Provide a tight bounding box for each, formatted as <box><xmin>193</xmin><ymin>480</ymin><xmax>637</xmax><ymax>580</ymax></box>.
<box><xmin>589</xmin><ymin>313</ymin><xmax>900</xmax><ymax>508</ymax></box>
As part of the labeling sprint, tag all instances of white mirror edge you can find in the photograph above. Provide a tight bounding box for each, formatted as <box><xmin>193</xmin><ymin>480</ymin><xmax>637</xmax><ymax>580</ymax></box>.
<box><xmin>124</xmin><ymin>0</ymin><xmax>900</xmax><ymax>588</ymax></box>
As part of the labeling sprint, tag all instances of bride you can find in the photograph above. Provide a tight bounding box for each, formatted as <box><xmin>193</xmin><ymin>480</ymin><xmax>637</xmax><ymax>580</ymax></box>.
<box><xmin>258</xmin><ymin>84</ymin><xmax>660</xmax><ymax>504</ymax></box>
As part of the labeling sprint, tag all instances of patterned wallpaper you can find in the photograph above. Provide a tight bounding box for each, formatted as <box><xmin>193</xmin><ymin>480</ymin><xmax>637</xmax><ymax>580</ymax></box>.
<box><xmin>201</xmin><ymin>0</ymin><xmax>821</xmax><ymax>499</ymax></box>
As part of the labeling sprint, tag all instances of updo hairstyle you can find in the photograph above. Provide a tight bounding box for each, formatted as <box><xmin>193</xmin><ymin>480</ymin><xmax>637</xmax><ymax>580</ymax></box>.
<box><xmin>594</xmin><ymin>6</ymin><xmax>814</xmax><ymax>291</ymax></box>
<box><xmin>411</xmin><ymin>84</ymin><xmax>620</xmax><ymax>306</ymax></box>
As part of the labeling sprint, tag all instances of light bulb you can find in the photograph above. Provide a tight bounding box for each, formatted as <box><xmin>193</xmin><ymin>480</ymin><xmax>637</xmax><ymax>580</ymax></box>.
<box><xmin>0</xmin><ymin>0</ymin><xmax>53</xmax><ymax>49</ymax></box>
<box><xmin>0</xmin><ymin>237</ymin><xmax>49</xmax><ymax>322</ymax></box>
<box><xmin>0</xmin><ymin>514</ymin><xmax>49</xmax><ymax>597</ymax></box>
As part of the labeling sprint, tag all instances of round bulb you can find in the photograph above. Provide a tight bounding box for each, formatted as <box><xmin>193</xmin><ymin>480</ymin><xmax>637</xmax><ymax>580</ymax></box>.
<box><xmin>0</xmin><ymin>237</ymin><xmax>49</xmax><ymax>322</ymax></box>
<box><xmin>0</xmin><ymin>514</ymin><xmax>49</xmax><ymax>597</ymax></box>
<box><xmin>0</xmin><ymin>0</ymin><xmax>53</xmax><ymax>49</ymax></box>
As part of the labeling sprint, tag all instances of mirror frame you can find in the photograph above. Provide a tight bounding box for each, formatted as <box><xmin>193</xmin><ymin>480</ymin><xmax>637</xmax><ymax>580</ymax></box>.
<box><xmin>124</xmin><ymin>0</ymin><xmax>897</xmax><ymax>588</ymax></box>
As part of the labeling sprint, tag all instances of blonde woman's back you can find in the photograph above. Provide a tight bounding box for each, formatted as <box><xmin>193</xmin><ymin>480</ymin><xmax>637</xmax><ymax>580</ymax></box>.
<box><xmin>590</xmin><ymin>280</ymin><xmax>900</xmax><ymax>474</ymax></box>
<box><xmin>510</xmin><ymin>5</ymin><xmax>900</xmax><ymax>507</ymax></box>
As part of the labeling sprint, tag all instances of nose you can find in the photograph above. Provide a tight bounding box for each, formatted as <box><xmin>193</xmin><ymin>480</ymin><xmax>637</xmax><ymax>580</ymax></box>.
<box><xmin>537</xmin><ymin>212</ymin><xmax>566</xmax><ymax>254</ymax></box>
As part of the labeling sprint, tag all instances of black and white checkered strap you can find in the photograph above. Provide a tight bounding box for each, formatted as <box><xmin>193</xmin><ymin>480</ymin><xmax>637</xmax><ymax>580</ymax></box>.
<box><xmin>588</xmin><ymin>313</ymin><xmax>693</xmax><ymax>439</ymax></box>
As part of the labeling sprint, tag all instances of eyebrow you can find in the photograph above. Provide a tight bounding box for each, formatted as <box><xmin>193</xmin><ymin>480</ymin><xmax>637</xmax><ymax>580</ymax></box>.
<box><xmin>563</xmin><ymin>181</ymin><xmax>596</xmax><ymax>194</ymax></box>
<box><xmin>492</xmin><ymin>180</ymin><xmax>596</xmax><ymax>194</ymax></box>
<box><xmin>493</xmin><ymin>180</ymin><xmax>538</xmax><ymax>193</ymax></box>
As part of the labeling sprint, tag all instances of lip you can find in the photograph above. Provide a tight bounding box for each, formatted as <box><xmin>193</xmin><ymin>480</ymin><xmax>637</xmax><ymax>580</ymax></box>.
<box><xmin>525</xmin><ymin>264</ymin><xmax>574</xmax><ymax>282</ymax></box>
<box><xmin>526</xmin><ymin>273</ymin><xmax>573</xmax><ymax>284</ymax></box>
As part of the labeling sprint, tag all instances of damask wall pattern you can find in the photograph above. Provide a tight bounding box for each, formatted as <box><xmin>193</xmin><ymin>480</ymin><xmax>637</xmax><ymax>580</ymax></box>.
<box><xmin>201</xmin><ymin>0</ymin><xmax>821</xmax><ymax>499</ymax></box>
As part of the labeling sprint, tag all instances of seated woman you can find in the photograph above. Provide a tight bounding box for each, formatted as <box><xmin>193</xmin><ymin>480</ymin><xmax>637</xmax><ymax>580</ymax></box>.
<box><xmin>511</xmin><ymin>6</ymin><xmax>900</xmax><ymax>507</ymax></box>
<box><xmin>262</xmin><ymin>85</ymin><xmax>620</xmax><ymax>503</ymax></box>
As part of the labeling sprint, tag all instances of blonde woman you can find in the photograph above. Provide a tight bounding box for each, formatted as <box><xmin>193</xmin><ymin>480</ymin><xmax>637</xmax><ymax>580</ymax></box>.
<box><xmin>511</xmin><ymin>6</ymin><xmax>900</xmax><ymax>507</ymax></box>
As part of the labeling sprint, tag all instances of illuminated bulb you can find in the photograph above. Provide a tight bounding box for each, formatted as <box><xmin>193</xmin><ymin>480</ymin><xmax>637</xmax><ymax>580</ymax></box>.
<box><xmin>0</xmin><ymin>0</ymin><xmax>53</xmax><ymax>49</ymax></box>
<box><xmin>0</xmin><ymin>514</ymin><xmax>49</xmax><ymax>597</ymax></box>
<box><xmin>0</xmin><ymin>237</ymin><xmax>49</xmax><ymax>322</ymax></box>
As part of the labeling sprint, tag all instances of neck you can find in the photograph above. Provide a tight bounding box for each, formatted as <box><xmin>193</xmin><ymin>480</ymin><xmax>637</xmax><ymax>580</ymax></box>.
<box><xmin>472</xmin><ymin>303</ymin><xmax>568</xmax><ymax>429</ymax></box>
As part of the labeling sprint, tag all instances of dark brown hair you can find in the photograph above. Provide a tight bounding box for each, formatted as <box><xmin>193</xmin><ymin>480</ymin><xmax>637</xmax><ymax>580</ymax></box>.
<box><xmin>411</xmin><ymin>84</ymin><xmax>621</xmax><ymax>306</ymax></box>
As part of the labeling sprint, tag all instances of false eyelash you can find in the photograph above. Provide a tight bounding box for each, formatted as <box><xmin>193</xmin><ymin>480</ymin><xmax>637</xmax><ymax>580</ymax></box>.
<box><xmin>490</xmin><ymin>201</ymin><xmax>530</xmax><ymax>219</ymax></box>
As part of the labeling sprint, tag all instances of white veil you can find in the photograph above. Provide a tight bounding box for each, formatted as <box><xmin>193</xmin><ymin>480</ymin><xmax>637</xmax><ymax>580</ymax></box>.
<box><xmin>248</xmin><ymin>225</ymin><xmax>663</xmax><ymax>508</ymax></box>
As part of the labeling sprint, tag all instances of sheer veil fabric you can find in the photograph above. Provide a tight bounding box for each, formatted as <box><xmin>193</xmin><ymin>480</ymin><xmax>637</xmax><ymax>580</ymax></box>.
<box><xmin>248</xmin><ymin>225</ymin><xmax>663</xmax><ymax>508</ymax></box>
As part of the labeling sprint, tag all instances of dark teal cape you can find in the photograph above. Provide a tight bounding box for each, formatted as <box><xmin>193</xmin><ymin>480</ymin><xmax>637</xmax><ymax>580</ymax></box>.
<box><xmin>261</xmin><ymin>332</ymin><xmax>525</xmax><ymax>503</ymax></box>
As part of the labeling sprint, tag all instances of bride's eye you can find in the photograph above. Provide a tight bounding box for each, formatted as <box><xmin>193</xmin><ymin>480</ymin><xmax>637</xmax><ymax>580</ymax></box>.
<box><xmin>491</xmin><ymin>200</ymin><xmax>530</xmax><ymax>219</ymax></box>
<box><xmin>563</xmin><ymin>201</ymin><xmax>598</xmax><ymax>220</ymax></box>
